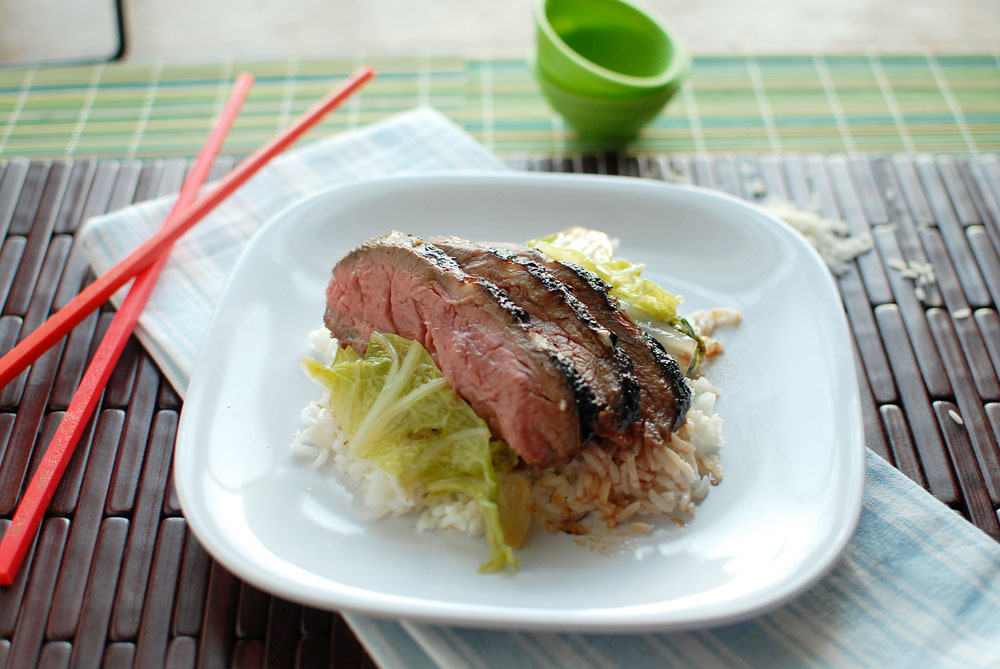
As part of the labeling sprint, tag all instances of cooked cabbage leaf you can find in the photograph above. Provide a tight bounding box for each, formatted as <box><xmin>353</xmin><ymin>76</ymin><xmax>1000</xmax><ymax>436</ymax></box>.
<box><xmin>302</xmin><ymin>332</ymin><xmax>518</xmax><ymax>572</ymax></box>
<box><xmin>528</xmin><ymin>229</ymin><xmax>681</xmax><ymax>322</ymax></box>
<box><xmin>528</xmin><ymin>227</ymin><xmax>705</xmax><ymax>375</ymax></box>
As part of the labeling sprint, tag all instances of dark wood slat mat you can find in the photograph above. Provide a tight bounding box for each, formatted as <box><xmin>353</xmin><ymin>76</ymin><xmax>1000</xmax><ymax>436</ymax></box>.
<box><xmin>1</xmin><ymin>154</ymin><xmax>1000</xmax><ymax>667</ymax></box>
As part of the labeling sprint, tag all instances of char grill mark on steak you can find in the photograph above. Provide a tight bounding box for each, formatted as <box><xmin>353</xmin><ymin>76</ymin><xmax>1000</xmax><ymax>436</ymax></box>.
<box><xmin>323</xmin><ymin>231</ymin><xmax>596</xmax><ymax>465</ymax></box>
<box><xmin>430</xmin><ymin>238</ymin><xmax>642</xmax><ymax>440</ymax></box>
<box><xmin>410</xmin><ymin>240</ymin><xmax>535</xmax><ymax>324</ymax></box>
<box><xmin>640</xmin><ymin>332</ymin><xmax>691</xmax><ymax>431</ymax></box>
<box><xmin>484</xmin><ymin>247</ymin><xmax>614</xmax><ymax>342</ymax></box>
<box><xmin>546</xmin><ymin>351</ymin><xmax>598</xmax><ymax>445</ymax></box>
<box><xmin>507</xmin><ymin>247</ymin><xmax>692</xmax><ymax>437</ymax></box>
<box><xmin>415</xmin><ymin>241</ymin><xmax>598</xmax><ymax>445</ymax></box>
<box><xmin>413</xmin><ymin>240</ymin><xmax>461</xmax><ymax>270</ymax></box>
<box><xmin>565</xmin><ymin>261</ymin><xmax>612</xmax><ymax>294</ymax></box>
<box><xmin>472</xmin><ymin>277</ymin><xmax>530</xmax><ymax>324</ymax></box>
<box><xmin>610</xmin><ymin>346</ymin><xmax>642</xmax><ymax>426</ymax></box>
<box><xmin>412</xmin><ymin>241</ymin><xmax>532</xmax><ymax>326</ymax></box>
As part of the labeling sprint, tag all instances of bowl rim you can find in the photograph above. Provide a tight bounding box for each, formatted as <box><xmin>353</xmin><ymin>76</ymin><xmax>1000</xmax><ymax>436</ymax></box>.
<box><xmin>534</xmin><ymin>0</ymin><xmax>690</xmax><ymax>91</ymax></box>
<box><xmin>533</xmin><ymin>56</ymin><xmax>679</xmax><ymax>107</ymax></box>
<box><xmin>530</xmin><ymin>56</ymin><xmax>674</xmax><ymax>142</ymax></box>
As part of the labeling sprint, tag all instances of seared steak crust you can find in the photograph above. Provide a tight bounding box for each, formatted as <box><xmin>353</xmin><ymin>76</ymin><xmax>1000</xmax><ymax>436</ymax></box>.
<box><xmin>489</xmin><ymin>246</ymin><xmax>692</xmax><ymax>441</ymax></box>
<box><xmin>640</xmin><ymin>331</ymin><xmax>691</xmax><ymax>433</ymax></box>
<box><xmin>324</xmin><ymin>231</ymin><xmax>595</xmax><ymax>465</ymax></box>
<box><xmin>429</xmin><ymin>237</ymin><xmax>641</xmax><ymax>442</ymax></box>
<box><xmin>323</xmin><ymin>231</ymin><xmax>691</xmax><ymax>465</ymax></box>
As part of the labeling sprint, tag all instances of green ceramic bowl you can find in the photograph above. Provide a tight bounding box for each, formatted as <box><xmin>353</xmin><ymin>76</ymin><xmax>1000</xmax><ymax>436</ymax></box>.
<box><xmin>534</xmin><ymin>0</ymin><xmax>689</xmax><ymax>99</ymax></box>
<box><xmin>533</xmin><ymin>58</ymin><xmax>681</xmax><ymax>143</ymax></box>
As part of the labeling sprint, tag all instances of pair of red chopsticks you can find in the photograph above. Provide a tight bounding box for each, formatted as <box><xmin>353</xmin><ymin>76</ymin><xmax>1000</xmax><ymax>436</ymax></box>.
<box><xmin>0</xmin><ymin>66</ymin><xmax>376</xmax><ymax>585</ymax></box>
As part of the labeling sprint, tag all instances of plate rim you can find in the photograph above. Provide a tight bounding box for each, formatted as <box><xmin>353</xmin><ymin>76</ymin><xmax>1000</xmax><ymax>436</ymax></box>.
<box><xmin>174</xmin><ymin>171</ymin><xmax>866</xmax><ymax>632</ymax></box>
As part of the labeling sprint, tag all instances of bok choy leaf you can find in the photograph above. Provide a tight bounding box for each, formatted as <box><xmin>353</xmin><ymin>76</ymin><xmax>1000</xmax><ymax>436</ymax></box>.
<box><xmin>302</xmin><ymin>332</ymin><xmax>518</xmax><ymax>572</ymax></box>
<box><xmin>528</xmin><ymin>227</ymin><xmax>706</xmax><ymax>375</ymax></box>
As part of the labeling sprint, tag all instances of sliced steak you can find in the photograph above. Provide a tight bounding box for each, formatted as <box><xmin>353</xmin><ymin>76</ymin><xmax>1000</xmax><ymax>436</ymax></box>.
<box><xmin>323</xmin><ymin>231</ymin><xmax>595</xmax><ymax>465</ymax></box>
<box><xmin>488</xmin><ymin>242</ymin><xmax>691</xmax><ymax>444</ymax></box>
<box><xmin>428</xmin><ymin>237</ymin><xmax>641</xmax><ymax>443</ymax></box>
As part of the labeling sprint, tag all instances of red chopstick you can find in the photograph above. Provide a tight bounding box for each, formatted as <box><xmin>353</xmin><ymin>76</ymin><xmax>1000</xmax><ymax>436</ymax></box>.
<box><xmin>0</xmin><ymin>65</ymin><xmax>375</xmax><ymax>585</ymax></box>
<box><xmin>0</xmin><ymin>73</ymin><xmax>257</xmax><ymax>586</ymax></box>
<box><xmin>0</xmin><ymin>65</ymin><xmax>375</xmax><ymax>392</ymax></box>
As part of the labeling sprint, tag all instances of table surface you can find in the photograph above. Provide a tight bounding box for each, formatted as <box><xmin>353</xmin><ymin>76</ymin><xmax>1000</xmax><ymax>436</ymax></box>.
<box><xmin>1</xmin><ymin>150</ymin><xmax>999</xmax><ymax>667</ymax></box>
<box><xmin>1</xmin><ymin>56</ymin><xmax>998</xmax><ymax>159</ymax></box>
<box><xmin>2</xmin><ymin>55</ymin><xmax>1000</xmax><ymax>669</ymax></box>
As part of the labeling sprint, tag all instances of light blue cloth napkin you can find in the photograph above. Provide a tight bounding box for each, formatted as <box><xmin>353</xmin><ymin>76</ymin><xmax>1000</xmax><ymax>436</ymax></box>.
<box><xmin>78</xmin><ymin>108</ymin><xmax>1000</xmax><ymax>668</ymax></box>
<box><xmin>351</xmin><ymin>450</ymin><xmax>1000</xmax><ymax>668</ymax></box>
<box><xmin>78</xmin><ymin>108</ymin><xmax>505</xmax><ymax>395</ymax></box>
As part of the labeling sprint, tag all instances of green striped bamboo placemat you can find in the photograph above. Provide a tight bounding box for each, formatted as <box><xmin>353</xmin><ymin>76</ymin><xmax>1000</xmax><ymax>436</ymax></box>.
<box><xmin>1</xmin><ymin>55</ymin><xmax>998</xmax><ymax>158</ymax></box>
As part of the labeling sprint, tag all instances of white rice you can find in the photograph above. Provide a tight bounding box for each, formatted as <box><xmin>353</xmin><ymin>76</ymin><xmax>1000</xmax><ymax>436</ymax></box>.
<box><xmin>291</xmin><ymin>332</ymin><xmax>481</xmax><ymax>531</ymax></box>
<box><xmin>761</xmin><ymin>198</ymin><xmax>873</xmax><ymax>276</ymax></box>
<box><xmin>292</xmin><ymin>311</ymin><xmax>733</xmax><ymax>545</ymax></box>
<box><xmin>526</xmin><ymin>374</ymin><xmax>724</xmax><ymax>537</ymax></box>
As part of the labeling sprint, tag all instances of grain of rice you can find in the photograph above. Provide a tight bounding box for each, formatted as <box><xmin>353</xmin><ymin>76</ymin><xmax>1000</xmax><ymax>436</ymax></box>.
<box><xmin>626</xmin><ymin>452</ymin><xmax>640</xmax><ymax>492</ymax></box>
<box><xmin>760</xmin><ymin>198</ymin><xmax>873</xmax><ymax>275</ymax></box>
<box><xmin>575</xmin><ymin>470</ymin><xmax>589</xmax><ymax>499</ymax></box>
<box><xmin>670</xmin><ymin>434</ymin><xmax>696</xmax><ymax>459</ymax></box>
<box><xmin>607</xmin><ymin>460</ymin><xmax>621</xmax><ymax>485</ymax></box>
<box><xmin>620</xmin><ymin>501</ymin><xmax>642</xmax><ymax>522</ymax></box>
<box><xmin>599</xmin><ymin>477</ymin><xmax>612</xmax><ymax>505</ymax></box>
<box><xmin>689</xmin><ymin>308</ymin><xmax>742</xmax><ymax>336</ymax></box>
<box><xmin>581</xmin><ymin>448</ymin><xmax>604</xmax><ymax>472</ymax></box>
<box><xmin>650</xmin><ymin>490</ymin><xmax>673</xmax><ymax>514</ymax></box>
<box><xmin>952</xmin><ymin>308</ymin><xmax>972</xmax><ymax>320</ymax></box>
<box><xmin>654</xmin><ymin>474</ymin><xmax>674</xmax><ymax>491</ymax></box>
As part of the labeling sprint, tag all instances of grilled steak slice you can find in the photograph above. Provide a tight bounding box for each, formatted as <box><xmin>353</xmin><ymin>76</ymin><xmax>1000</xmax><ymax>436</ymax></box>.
<box><xmin>429</xmin><ymin>237</ymin><xmax>641</xmax><ymax>444</ymax></box>
<box><xmin>323</xmin><ymin>231</ymin><xmax>595</xmax><ymax>465</ymax></box>
<box><xmin>488</xmin><ymin>242</ymin><xmax>691</xmax><ymax>443</ymax></box>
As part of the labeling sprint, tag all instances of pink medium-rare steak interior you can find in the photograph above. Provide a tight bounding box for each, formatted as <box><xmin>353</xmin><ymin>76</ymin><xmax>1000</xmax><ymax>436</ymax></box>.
<box><xmin>427</xmin><ymin>237</ymin><xmax>643</xmax><ymax>447</ymax></box>
<box><xmin>323</xmin><ymin>231</ymin><xmax>584</xmax><ymax>465</ymax></box>
<box><xmin>508</xmin><ymin>244</ymin><xmax>692</xmax><ymax>440</ymax></box>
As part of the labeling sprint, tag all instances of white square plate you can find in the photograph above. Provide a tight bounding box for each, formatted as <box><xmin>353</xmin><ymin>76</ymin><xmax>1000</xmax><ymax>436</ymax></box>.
<box><xmin>174</xmin><ymin>173</ymin><xmax>865</xmax><ymax>632</ymax></box>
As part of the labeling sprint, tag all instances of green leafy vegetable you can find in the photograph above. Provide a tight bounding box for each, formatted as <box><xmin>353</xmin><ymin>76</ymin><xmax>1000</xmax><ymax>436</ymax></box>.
<box><xmin>528</xmin><ymin>227</ymin><xmax>706</xmax><ymax>375</ymax></box>
<box><xmin>528</xmin><ymin>229</ymin><xmax>680</xmax><ymax>322</ymax></box>
<box><xmin>302</xmin><ymin>332</ymin><xmax>518</xmax><ymax>572</ymax></box>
